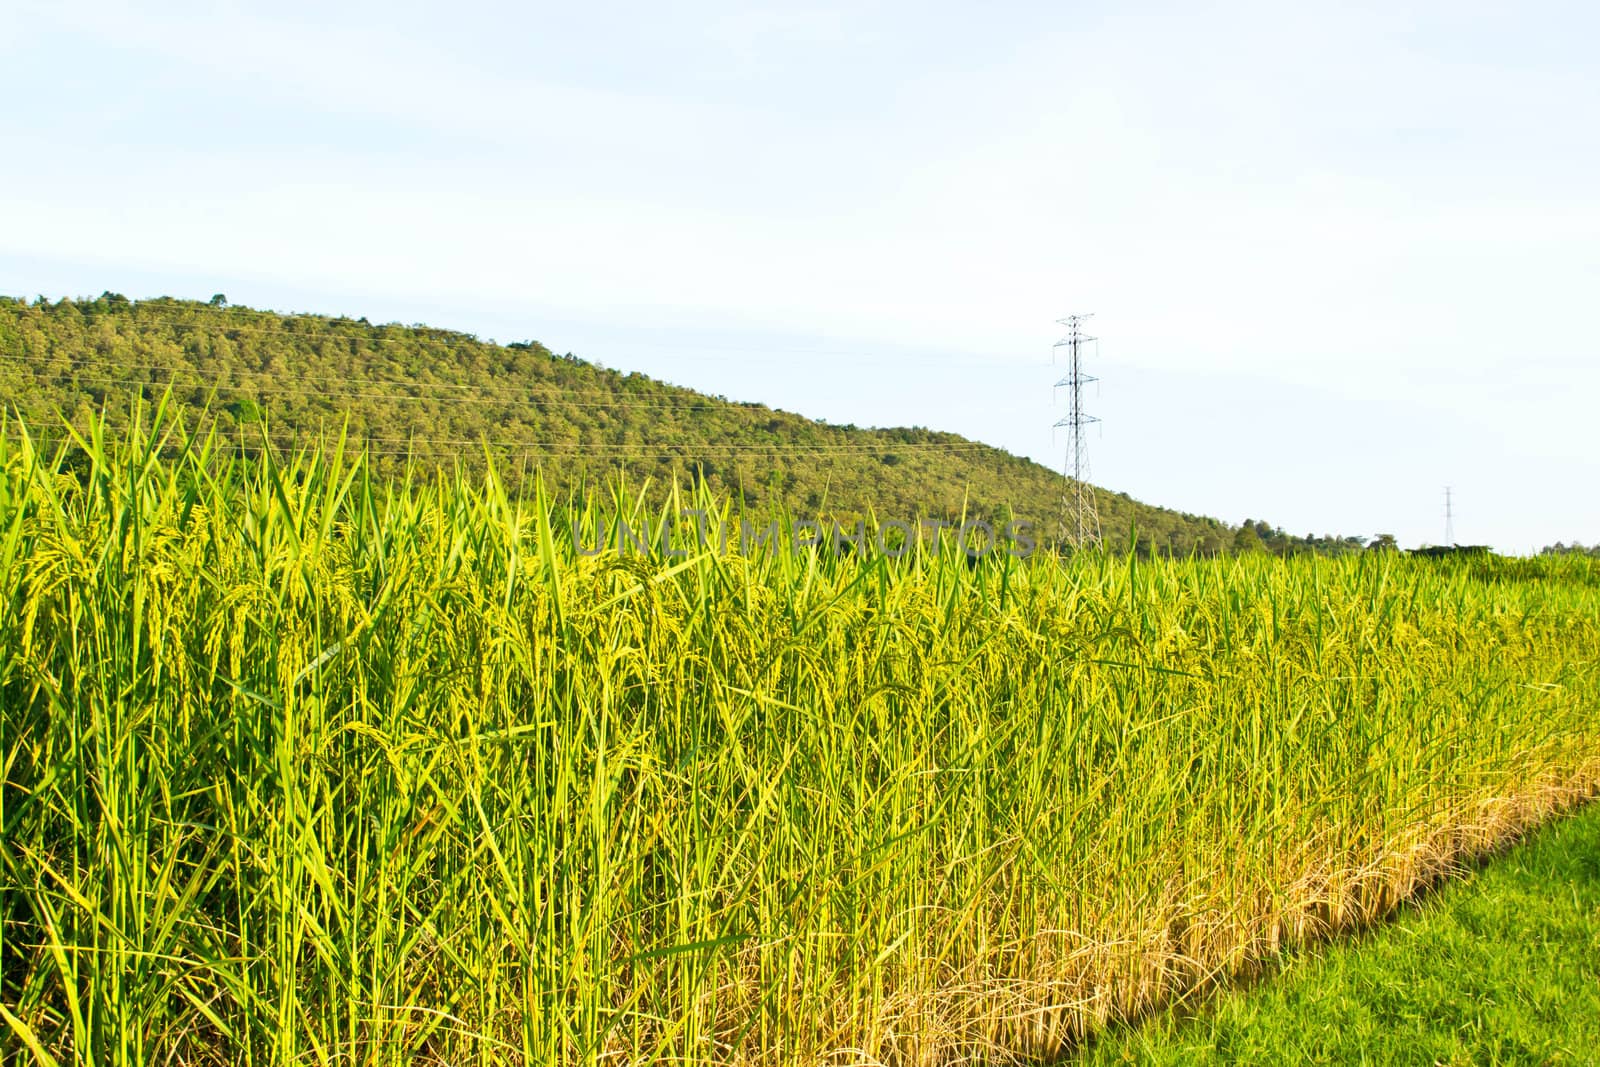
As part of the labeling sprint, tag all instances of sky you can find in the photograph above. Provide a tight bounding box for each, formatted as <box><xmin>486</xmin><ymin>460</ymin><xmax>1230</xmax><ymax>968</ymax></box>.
<box><xmin>3</xmin><ymin>1</ymin><xmax>1597</xmax><ymax>552</ymax></box>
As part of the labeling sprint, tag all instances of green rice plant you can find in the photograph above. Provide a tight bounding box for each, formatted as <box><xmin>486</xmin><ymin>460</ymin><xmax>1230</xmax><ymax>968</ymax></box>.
<box><xmin>1</xmin><ymin>405</ymin><xmax>1597</xmax><ymax>1065</ymax></box>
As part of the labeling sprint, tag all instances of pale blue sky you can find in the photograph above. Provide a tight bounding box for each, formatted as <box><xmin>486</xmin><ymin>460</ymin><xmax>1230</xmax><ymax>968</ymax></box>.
<box><xmin>4</xmin><ymin>1</ymin><xmax>1598</xmax><ymax>551</ymax></box>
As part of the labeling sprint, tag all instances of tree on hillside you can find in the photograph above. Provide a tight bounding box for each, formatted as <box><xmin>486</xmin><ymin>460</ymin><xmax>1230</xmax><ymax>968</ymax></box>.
<box><xmin>1232</xmin><ymin>523</ymin><xmax>1267</xmax><ymax>554</ymax></box>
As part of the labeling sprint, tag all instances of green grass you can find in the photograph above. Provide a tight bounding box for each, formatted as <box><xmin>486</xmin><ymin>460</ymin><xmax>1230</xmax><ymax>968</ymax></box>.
<box><xmin>1077</xmin><ymin>799</ymin><xmax>1600</xmax><ymax>1065</ymax></box>
<box><xmin>2</xmin><ymin>406</ymin><xmax>1598</xmax><ymax>1065</ymax></box>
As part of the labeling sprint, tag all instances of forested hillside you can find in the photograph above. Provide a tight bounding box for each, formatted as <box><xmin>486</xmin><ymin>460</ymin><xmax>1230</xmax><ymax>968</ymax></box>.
<box><xmin>0</xmin><ymin>293</ymin><xmax>1361</xmax><ymax>555</ymax></box>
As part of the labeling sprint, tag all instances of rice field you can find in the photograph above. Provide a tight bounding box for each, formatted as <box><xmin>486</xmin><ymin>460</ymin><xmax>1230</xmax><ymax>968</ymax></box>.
<box><xmin>2</xmin><ymin>413</ymin><xmax>1598</xmax><ymax>1065</ymax></box>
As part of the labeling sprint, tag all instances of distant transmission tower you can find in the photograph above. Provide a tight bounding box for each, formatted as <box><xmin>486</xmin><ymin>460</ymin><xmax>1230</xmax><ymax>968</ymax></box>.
<box><xmin>1444</xmin><ymin>486</ymin><xmax>1454</xmax><ymax>545</ymax></box>
<box><xmin>1053</xmin><ymin>313</ymin><xmax>1101</xmax><ymax>550</ymax></box>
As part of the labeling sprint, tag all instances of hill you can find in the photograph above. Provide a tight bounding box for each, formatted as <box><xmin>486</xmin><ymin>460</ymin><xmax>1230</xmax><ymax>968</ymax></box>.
<box><xmin>0</xmin><ymin>292</ymin><xmax>1359</xmax><ymax>555</ymax></box>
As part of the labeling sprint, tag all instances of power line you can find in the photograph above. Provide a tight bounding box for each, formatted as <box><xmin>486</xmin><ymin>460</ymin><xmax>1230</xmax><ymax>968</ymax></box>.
<box><xmin>0</xmin><ymin>359</ymin><xmax>782</xmax><ymax>411</ymax></box>
<box><xmin>1052</xmin><ymin>314</ymin><xmax>1100</xmax><ymax>550</ymax></box>
<box><xmin>2</xmin><ymin>318</ymin><xmax>1016</xmax><ymax>409</ymax></box>
<box><xmin>7</xmin><ymin>429</ymin><xmax>994</xmax><ymax>461</ymax></box>
<box><xmin>0</xmin><ymin>352</ymin><xmax>773</xmax><ymax>408</ymax></box>
<box><xmin>12</xmin><ymin>302</ymin><xmax>1020</xmax><ymax>369</ymax></box>
<box><xmin>6</xmin><ymin>360</ymin><xmax>988</xmax><ymax>434</ymax></box>
<box><xmin>0</xmin><ymin>364</ymin><xmax>1003</xmax><ymax>456</ymax></box>
<box><xmin>0</xmin><ymin>384</ymin><xmax>997</xmax><ymax>456</ymax></box>
<box><xmin>0</xmin><ymin>304</ymin><xmax>1016</xmax><ymax>459</ymax></box>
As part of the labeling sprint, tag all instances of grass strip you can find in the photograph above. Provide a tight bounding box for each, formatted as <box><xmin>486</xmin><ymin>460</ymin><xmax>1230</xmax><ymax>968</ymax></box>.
<box><xmin>1077</xmin><ymin>800</ymin><xmax>1600</xmax><ymax>1065</ymax></box>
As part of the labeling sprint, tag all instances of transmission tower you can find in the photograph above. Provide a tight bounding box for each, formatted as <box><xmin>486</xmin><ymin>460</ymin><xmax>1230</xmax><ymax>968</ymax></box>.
<box><xmin>1052</xmin><ymin>313</ymin><xmax>1101</xmax><ymax>549</ymax></box>
<box><xmin>1444</xmin><ymin>486</ymin><xmax>1454</xmax><ymax>545</ymax></box>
